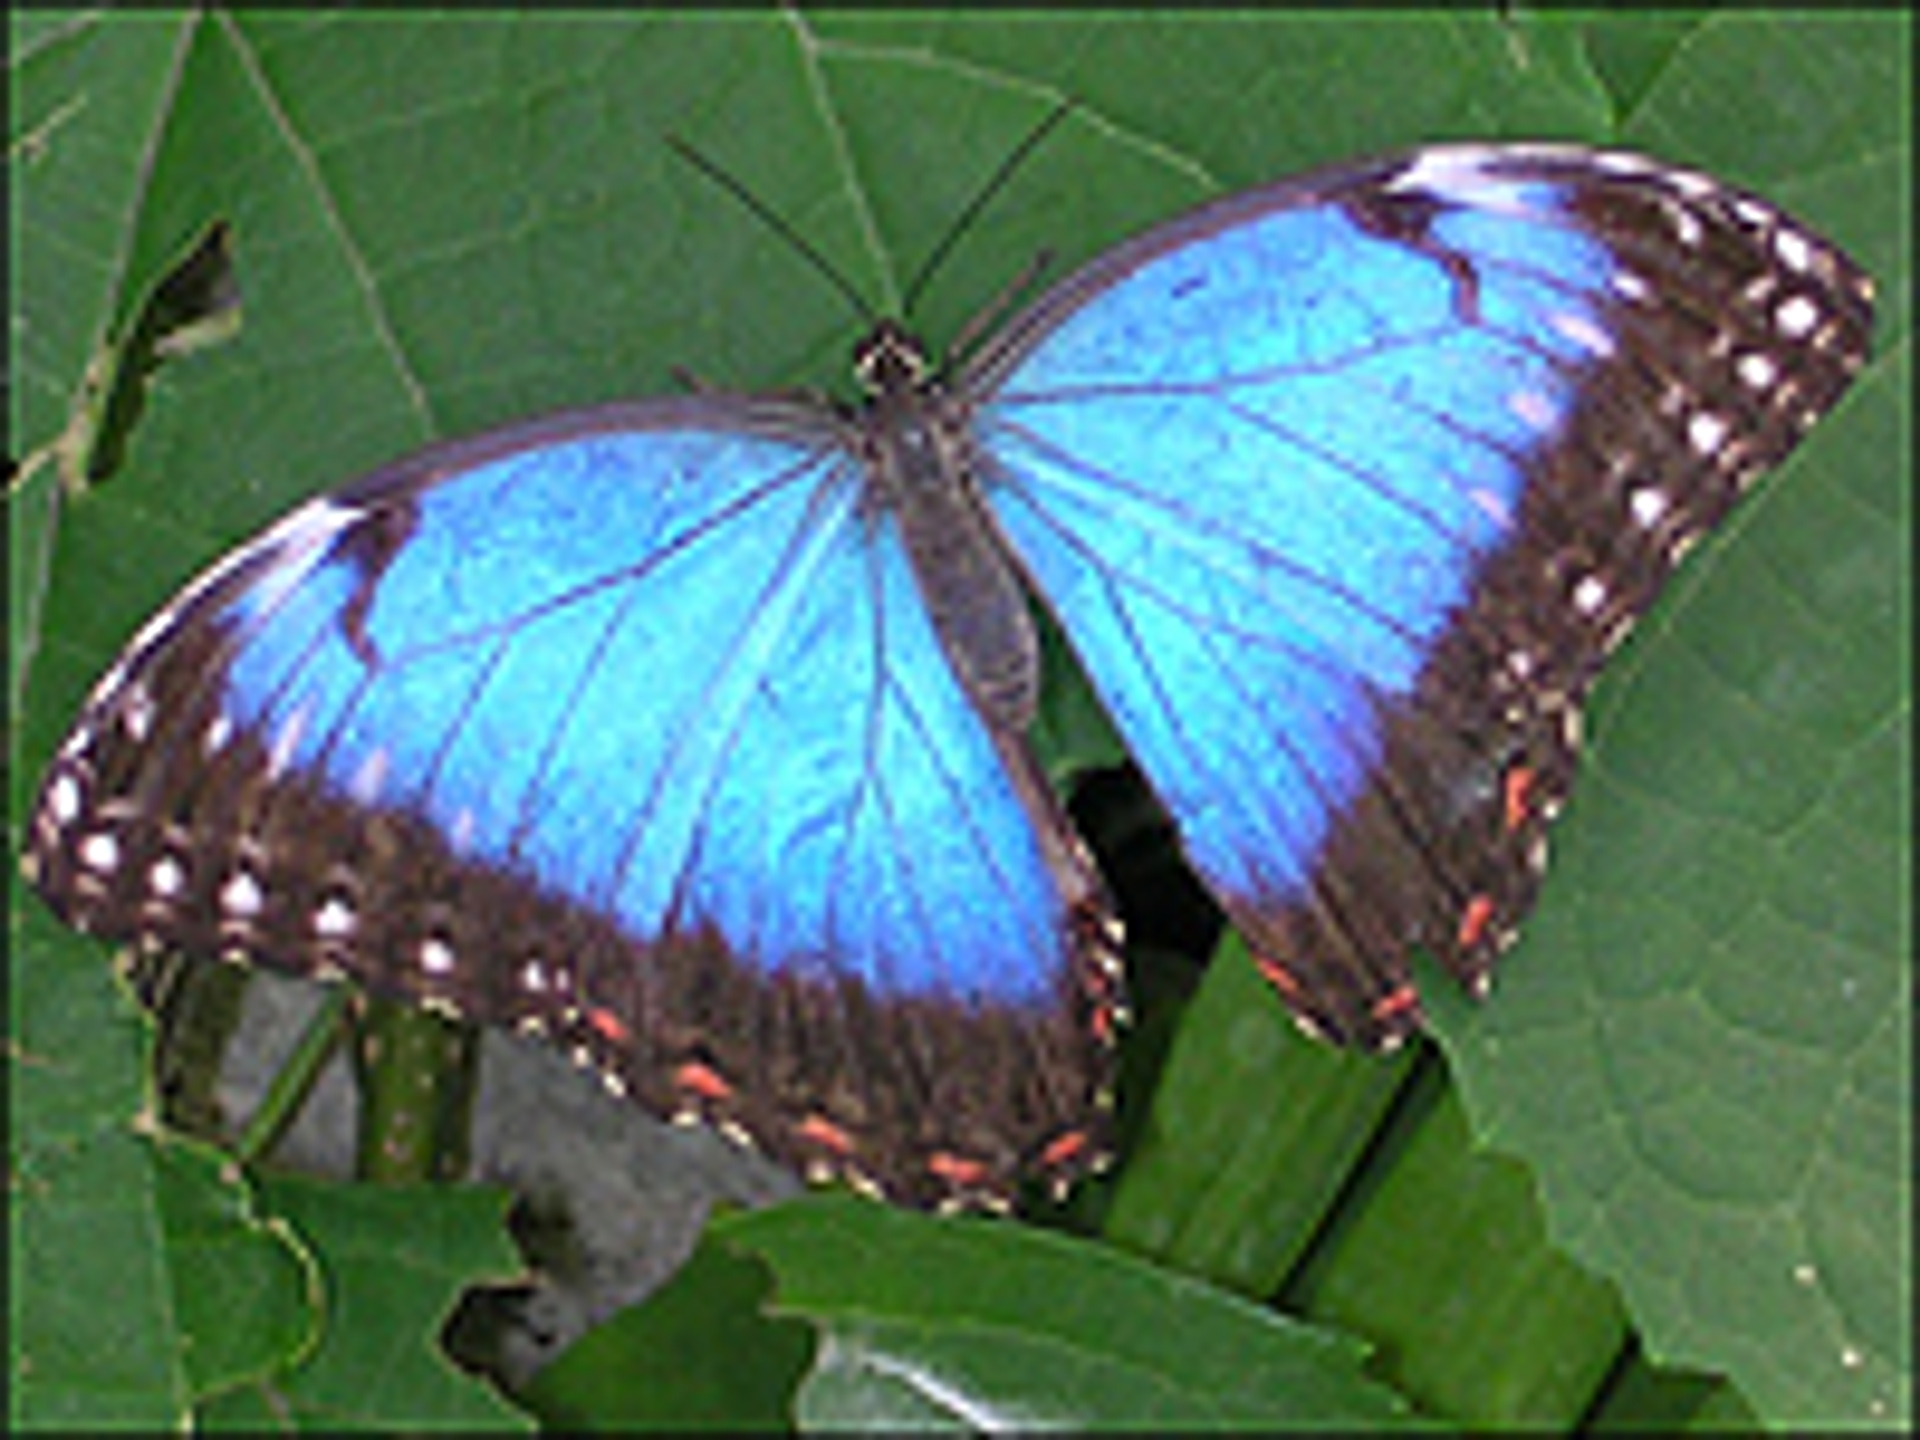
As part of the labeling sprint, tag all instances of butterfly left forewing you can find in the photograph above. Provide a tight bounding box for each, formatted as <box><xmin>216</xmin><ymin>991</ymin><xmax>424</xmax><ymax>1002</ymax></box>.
<box><xmin>26</xmin><ymin>399</ymin><xmax>1120</xmax><ymax>1208</ymax></box>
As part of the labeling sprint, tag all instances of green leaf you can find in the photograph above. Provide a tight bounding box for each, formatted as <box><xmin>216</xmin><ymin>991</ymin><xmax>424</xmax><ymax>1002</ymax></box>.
<box><xmin>1282</xmin><ymin>1061</ymin><xmax>1628</xmax><ymax>1427</ymax></box>
<box><xmin>720</xmin><ymin>1196</ymin><xmax>1418</xmax><ymax>1429</ymax></box>
<box><xmin>522</xmin><ymin>1232</ymin><xmax>814</xmax><ymax>1431</ymax></box>
<box><xmin>238</xmin><ymin>1176</ymin><xmax>525</xmax><ymax>1431</ymax></box>
<box><xmin>1102</xmin><ymin>933</ymin><xmax>1411</xmax><ymax>1295</ymax></box>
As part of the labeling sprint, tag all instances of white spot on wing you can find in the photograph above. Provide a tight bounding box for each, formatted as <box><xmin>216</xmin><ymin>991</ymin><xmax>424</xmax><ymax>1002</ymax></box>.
<box><xmin>1598</xmin><ymin>150</ymin><xmax>1652</xmax><ymax>176</ymax></box>
<box><xmin>1659</xmin><ymin>195</ymin><xmax>1704</xmax><ymax>246</ymax></box>
<box><xmin>1688</xmin><ymin>411</ymin><xmax>1729</xmax><ymax>456</ymax></box>
<box><xmin>1629</xmin><ymin>487</ymin><xmax>1670</xmax><ymax>528</ymax></box>
<box><xmin>1508</xmin><ymin>389</ymin><xmax>1559</xmax><ymax>433</ymax></box>
<box><xmin>1666</xmin><ymin>168</ymin><xmax>1714</xmax><ymax>200</ymax></box>
<box><xmin>1776</xmin><ymin>294</ymin><xmax>1819</xmax><ymax>338</ymax></box>
<box><xmin>1572</xmin><ymin>575</ymin><xmax>1608</xmax><ymax>616</ymax></box>
<box><xmin>1469</xmin><ymin>487</ymin><xmax>1513</xmax><ymax>529</ymax></box>
<box><xmin>1737</xmin><ymin>352</ymin><xmax>1778</xmax><ymax>390</ymax></box>
<box><xmin>121</xmin><ymin>683</ymin><xmax>156</xmax><ymax>742</ymax></box>
<box><xmin>314</xmin><ymin>896</ymin><xmax>355</xmax><ymax>938</ymax></box>
<box><xmin>80</xmin><ymin>832</ymin><xmax>121</xmax><ymax>873</ymax></box>
<box><xmin>268</xmin><ymin>703</ymin><xmax>311</xmax><ymax>779</ymax></box>
<box><xmin>149</xmin><ymin>855</ymin><xmax>185</xmax><ymax>897</ymax></box>
<box><xmin>1550</xmin><ymin>310</ymin><xmax>1615</xmax><ymax>358</ymax></box>
<box><xmin>350</xmin><ymin>748</ymin><xmax>390</xmax><ymax>806</ymax></box>
<box><xmin>1774</xmin><ymin>228</ymin><xmax>1813</xmax><ymax>273</ymax></box>
<box><xmin>221</xmin><ymin>870</ymin><xmax>264</xmax><ymax>919</ymax></box>
<box><xmin>1611</xmin><ymin>269</ymin><xmax>1650</xmax><ymax>303</ymax></box>
<box><xmin>46</xmin><ymin>773</ymin><xmax>83</xmax><ymax>825</ymax></box>
<box><xmin>420</xmin><ymin>936</ymin><xmax>455</xmax><ymax>976</ymax></box>
<box><xmin>91</xmin><ymin>657</ymin><xmax>133</xmax><ymax>704</ymax></box>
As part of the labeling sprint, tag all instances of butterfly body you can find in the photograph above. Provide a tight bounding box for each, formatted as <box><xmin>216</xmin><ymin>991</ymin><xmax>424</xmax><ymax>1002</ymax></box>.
<box><xmin>854</xmin><ymin>321</ymin><xmax>1044</xmax><ymax>729</ymax></box>
<box><xmin>25</xmin><ymin>144</ymin><xmax>1871</xmax><ymax>1207</ymax></box>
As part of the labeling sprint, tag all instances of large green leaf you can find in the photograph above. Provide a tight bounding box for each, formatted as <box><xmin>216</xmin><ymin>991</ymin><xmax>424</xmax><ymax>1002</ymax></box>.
<box><xmin>1434</xmin><ymin>14</ymin><xmax>1910</xmax><ymax>1430</ymax></box>
<box><xmin>10</xmin><ymin>10</ymin><xmax>1906</xmax><ymax>1432</ymax></box>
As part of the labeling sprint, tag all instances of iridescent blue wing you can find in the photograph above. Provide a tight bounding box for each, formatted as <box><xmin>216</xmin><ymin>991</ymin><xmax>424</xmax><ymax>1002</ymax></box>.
<box><xmin>973</xmin><ymin>145</ymin><xmax>1872</xmax><ymax>1047</ymax></box>
<box><xmin>26</xmin><ymin>401</ymin><xmax>1118</xmax><ymax>1207</ymax></box>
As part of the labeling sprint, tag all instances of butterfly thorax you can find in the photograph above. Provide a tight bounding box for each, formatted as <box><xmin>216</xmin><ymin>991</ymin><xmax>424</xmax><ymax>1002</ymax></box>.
<box><xmin>853</xmin><ymin>319</ymin><xmax>1041</xmax><ymax>732</ymax></box>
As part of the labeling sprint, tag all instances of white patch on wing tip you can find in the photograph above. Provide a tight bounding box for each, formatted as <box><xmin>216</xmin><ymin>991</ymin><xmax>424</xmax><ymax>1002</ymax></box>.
<box><xmin>1388</xmin><ymin>147</ymin><xmax>1538</xmax><ymax>216</ymax></box>
<box><xmin>222</xmin><ymin>500</ymin><xmax>361</xmax><ymax>623</ymax></box>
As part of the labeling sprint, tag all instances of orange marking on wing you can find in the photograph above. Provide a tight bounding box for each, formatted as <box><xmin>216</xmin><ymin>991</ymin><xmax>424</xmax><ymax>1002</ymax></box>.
<box><xmin>1039</xmin><ymin>1129</ymin><xmax>1091</xmax><ymax>1172</ymax></box>
<box><xmin>672</xmin><ymin>1060</ymin><xmax>733</xmax><ymax>1103</ymax></box>
<box><xmin>926</xmin><ymin>1151</ymin><xmax>992</xmax><ymax>1188</ymax></box>
<box><xmin>794</xmin><ymin>1114</ymin><xmax>855</xmax><ymax>1156</ymax></box>
<box><xmin>1371</xmin><ymin>984</ymin><xmax>1421</xmax><ymax>1024</ymax></box>
<box><xmin>1456</xmin><ymin>894</ymin><xmax>1497</xmax><ymax>951</ymax></box>
<box><xmin>1503</xmin><ymin>765</ymin><xmax>1537</xmax><ymax>832</ymax></box>
<box><xmin>584</xmin><ymin>1006</ymin><xmax>630</xmax><ymax>1046</ymax></box>
<box><xmin>1089</xmin><ymin>1003</ymin><xmax>1115</xmax><ymax>1045</ymax></box>
<box><xmin>1254</xmin><ymin>952</ymin><xmax>1305</xmax><ymax>1003</ymax></box>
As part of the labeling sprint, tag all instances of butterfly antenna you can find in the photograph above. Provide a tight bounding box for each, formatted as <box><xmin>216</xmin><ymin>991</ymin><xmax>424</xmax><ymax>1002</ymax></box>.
<box><xmin>666</xmin><ymin>134</ymin><xmax>877</xmax><ymax>325</ymax></box>
<box><xmin>901</xmin><ymin>100</ymin><xmax>1076</xmax><ymax>318</ymax></box>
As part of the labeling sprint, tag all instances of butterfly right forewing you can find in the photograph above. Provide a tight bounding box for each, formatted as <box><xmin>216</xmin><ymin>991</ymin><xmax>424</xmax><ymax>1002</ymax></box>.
<box><xmin>971</xmin><ymin>145</ymin><xmax>1871</xmax><ymax>1046</ymax></box>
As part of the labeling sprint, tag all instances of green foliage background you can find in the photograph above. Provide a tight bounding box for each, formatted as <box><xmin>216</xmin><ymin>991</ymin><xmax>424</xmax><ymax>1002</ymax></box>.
<box><xmin>10</xmin><ymin>10</ymin><xmax>1908</xmax><ymax>1432</ymax></box>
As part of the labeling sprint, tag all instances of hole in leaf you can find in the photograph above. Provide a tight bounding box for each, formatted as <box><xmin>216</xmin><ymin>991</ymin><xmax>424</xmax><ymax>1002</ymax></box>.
<box><xmin>67</xmin><ymin>218</ymin><xmax>242</xmax><ymax>489</ymax></box>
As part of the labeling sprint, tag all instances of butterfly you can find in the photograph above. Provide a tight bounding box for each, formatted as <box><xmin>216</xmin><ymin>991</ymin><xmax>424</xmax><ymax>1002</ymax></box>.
<box><xmin>23</xmin><ymin>143</ymin><xmax>1873</xmax><ymax>1209</ymax></box>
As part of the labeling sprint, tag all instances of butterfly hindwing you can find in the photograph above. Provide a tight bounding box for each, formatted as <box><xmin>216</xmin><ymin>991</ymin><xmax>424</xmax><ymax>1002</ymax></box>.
<box><xmin>974</xmin><ymin>145</ymin><xmax>1872</xmax><ymax>1046</ymax></box>
<box><xmin>27</xmin><ymin>401</ymin><xmax>1118</xmax><ymax>1206</ymax></box>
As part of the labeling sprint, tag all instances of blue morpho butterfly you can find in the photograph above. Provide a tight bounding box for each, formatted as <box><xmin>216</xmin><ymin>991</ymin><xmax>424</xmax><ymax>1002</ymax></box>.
<box><xmin>25</xmin><ymin>140</ymin><xmax>1872</xmax><ymax>1209</ymax></box>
